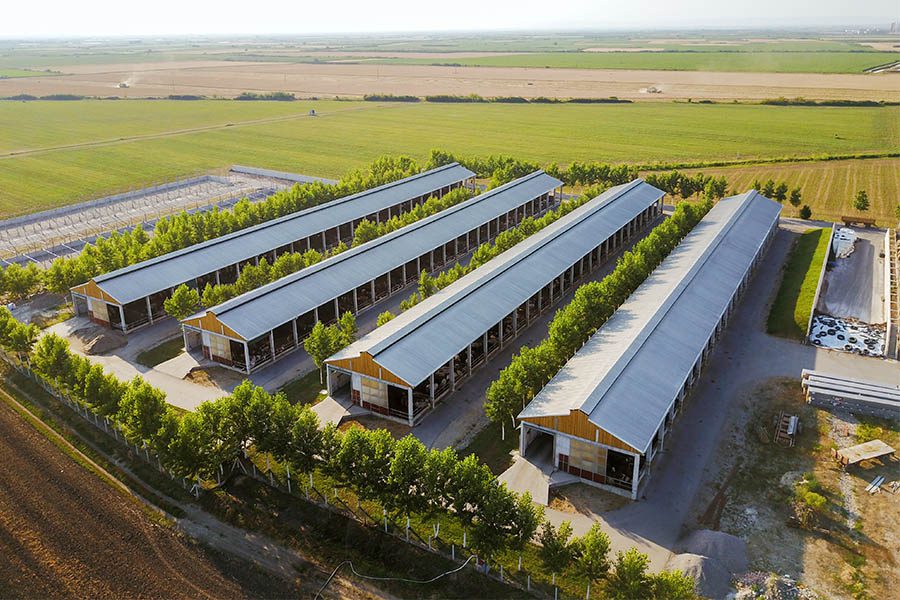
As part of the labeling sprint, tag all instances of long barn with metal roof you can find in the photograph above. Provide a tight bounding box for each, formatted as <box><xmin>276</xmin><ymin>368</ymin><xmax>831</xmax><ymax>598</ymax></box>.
<box><xmin>70</xmin><ymin>163</ymin><xmax>475</xmax><ymax>333</ymax></box>
<box><xmin>326</xmin><ymin>179</ymin><xmax>665</xmax><ymax>425</ymax></box>
<box><xmin>181</xmin><ymin>171</ymin><xmax>563</xmax><ymax>373</ymax></box>
<box><xmin>517</xmin><ymin>191</ymin><xmax>780</xmax><ymax>500</ymax></box>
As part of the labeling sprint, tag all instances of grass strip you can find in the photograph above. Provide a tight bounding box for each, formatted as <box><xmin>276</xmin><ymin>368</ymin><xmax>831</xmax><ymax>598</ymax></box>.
<box><xmin>766</xmin><ymin>228</ymin><xmax>830</xmax><ymax>339</ymax></box>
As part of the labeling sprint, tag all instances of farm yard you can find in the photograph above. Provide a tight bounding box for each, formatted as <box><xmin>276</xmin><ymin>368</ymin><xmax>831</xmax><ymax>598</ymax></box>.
<box><xmin>0</xmin><ymin>99</ymin><xmax>898</xmax><ymax>217</ymax></box>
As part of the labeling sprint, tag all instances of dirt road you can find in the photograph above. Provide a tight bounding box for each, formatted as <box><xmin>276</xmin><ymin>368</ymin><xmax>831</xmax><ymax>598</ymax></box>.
<box><xmin>1</xmin><ymin>61</ymin><xmax>896</xmax><ymax>101</ymax></box>
<box><xmin>0</xmin><ymin>393</ymin><xmax>298</xmax><ymax>599</ymax></box>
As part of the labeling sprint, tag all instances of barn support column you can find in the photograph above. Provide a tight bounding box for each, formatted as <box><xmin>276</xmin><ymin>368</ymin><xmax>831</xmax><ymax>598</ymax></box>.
<box><xmin>630</xmin><ymin>454</ymin><xmax>641</xmax><ymax>500</ymax></box>
<box><xmin>407</xmin><ymin>387</ymin><xmax>414</xmax><ymax>426</ymax></box>
<box><xmin>118</xmin><ymin>305</ymin><xmax>127</xmax><ymax>333</ymax></box>
<box><xmin>146</xmin><ymin>297</ymin><xmax>154</xmax><ymax>324</ymax></box>
<box><xmin>291</xmin><ymin>319</ymin><xmax>299</xmax><ymax>348</ymax></box>
<box><xmin>429</xmin><ymin>373</ymin><xmax>435</xmax><ymax>409</ymax></box>
<box><xmin>268</xmin><ymin>332</ymin><xmax>276</xmax><ymax>363</ymax></box>
<box><xmin>243</xmin><ymin>342</ymin><xmax>251</xmax><ymax>375</ymax></box>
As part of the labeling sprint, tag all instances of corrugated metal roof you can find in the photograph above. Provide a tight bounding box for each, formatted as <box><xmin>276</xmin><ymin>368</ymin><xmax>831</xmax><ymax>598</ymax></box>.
<box><xmin>330</xmin><ymin>179</ymin><xmax>665</xmax><ymax>387</ymax></box>
<box><xmin>89</xmin><ymin>163</ymin><xmax>475</xmax><ymax>304</ymax></box>
<box><xmin>519</xmin><ymin>191</ymin><xmax>781</xmax><ymax>454</ymax></box>
<box><xmin>207</xmin><ymin>171</ymin><xmax>563</xmax><ymax>341</ymax></box>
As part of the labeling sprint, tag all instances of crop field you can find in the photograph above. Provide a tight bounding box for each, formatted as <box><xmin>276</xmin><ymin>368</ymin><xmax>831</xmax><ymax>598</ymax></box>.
<box><xmin>0</xmin><ymin>68</ymin><xmax>50</xmax><ymax>78</ymax></box>
<box><xmin>379</xmin><ymin>50</ymin><xmax>896</xmax><ymax>74</ymax></box>
<box><xmin>683</xmin><ymin>157</ymin><xmax>900</xmax><ymax>224</ymax></box>
<box><xmin>0</xmin><ymin>99</ymin><xmax>897</xmax><ymax>217</ymax></box>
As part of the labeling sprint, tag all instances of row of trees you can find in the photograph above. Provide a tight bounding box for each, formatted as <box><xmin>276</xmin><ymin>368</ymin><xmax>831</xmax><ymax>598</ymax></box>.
<box><xmin>162</xmin><ymin>187</ymin><xmax>475</xmax><ymax>319</ymax></box>
<box><xmin>425</xmin><ymin>150</ymin><xmax>638</xmax><ymax>190</ymax></box>
<box><xmin>644</xmin><ymin>171</ymin><xmax>729</xmax><ymax>202</ymax></box>
<box><xmin>395</xmin><ymin>186</ymin><xmax>605</xmax><ymax>314</ymax></box>
<box><xmin>750</xmin><ymin>178</ymin><xmax>803</xmax><ymax>206</ymax></box>
<box><xmin>540</xmin><ymin>522</ymin><xmax>695</xmax><ymax>599</ymax></box>
<box><xmin>4</xmin><ymin>317</ymin><xmax>695</xmax><ymax>595</ymax></box>
<box><xmin>2</xmin><ymin>155</ymin><xmax>424</xmax><ymax>301</ymax></box>
<box><xmin>484</xmin><ymin>199</ymin><xmax>713</xmax><ymax>430</ymax></box>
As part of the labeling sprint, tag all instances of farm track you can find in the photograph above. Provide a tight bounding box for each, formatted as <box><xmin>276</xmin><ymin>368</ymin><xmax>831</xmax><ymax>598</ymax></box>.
<box><xmin>0</xmin><ymin>386</ymin><xmax>297</xmax><ymax>600</ymax></box>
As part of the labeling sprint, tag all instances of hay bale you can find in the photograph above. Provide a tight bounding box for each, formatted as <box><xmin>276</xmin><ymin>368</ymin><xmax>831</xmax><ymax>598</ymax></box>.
<box><xmin>667</xmin><ymin>553</ymin><xmax>733</xmax><ymax>600</ymax></box>
<box><xmin>680</xmin><ymin>529</ymin><xmax>748</xmax><ymax>574</ymax></box>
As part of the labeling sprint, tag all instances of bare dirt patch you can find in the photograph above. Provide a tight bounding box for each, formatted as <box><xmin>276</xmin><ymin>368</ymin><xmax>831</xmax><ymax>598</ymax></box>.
<box><xmin>0</xmin><ymin>392</ymin><xmax>300</xmax><ymax>599</ymax></box>
<box><xmin>548</xmin><ymin>483</ymin><xmax>630</xmax><ymax>515</ymax></box>
<box><xmin>688</xmin><ymin>377</ymin><xmax>899</xmax><ymax>599</ymax></box>
<box><xmin>1</xmin><ymin>61</ymin><xmax>896</xmax><ymax>101</ymax></box>
<box><xmin>66</xmin><ymin>324</ymin><xmax>127</xmax><ymax>355</ymax></box>
<box><xmin>184</xmin><ymin>365</ymin><xmax>245</xmax><ymax>389</ymax></box>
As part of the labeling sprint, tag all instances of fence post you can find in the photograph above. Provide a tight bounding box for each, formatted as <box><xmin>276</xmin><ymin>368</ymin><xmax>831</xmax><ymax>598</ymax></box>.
<box><xmin>527</xmin><ymin>574</ymin><xmax>531</xmax><ymax>591</ymax></box>
<box><xmin>452</xmin><ymin>544</ymin><xmax>455</xmax><ymax>561</ymax></box>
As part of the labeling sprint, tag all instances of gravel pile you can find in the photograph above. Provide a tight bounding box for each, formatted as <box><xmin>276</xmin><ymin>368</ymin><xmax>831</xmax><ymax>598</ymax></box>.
<box><xmin>681</xmin><ymin>529</ymin><xmax>749</xmax><ymax>574</ymax></box>
<box><xmin>667</xmin><ymin>553</ymin><xmax>733</xmax><ymax>599</ymax></box>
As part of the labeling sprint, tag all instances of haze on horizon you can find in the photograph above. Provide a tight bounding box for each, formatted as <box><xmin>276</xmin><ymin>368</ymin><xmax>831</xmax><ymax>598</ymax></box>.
<box><xmin>2</xmin><ymin>0</ymin><xmax>897</xmax><ymax>38</ymax></box>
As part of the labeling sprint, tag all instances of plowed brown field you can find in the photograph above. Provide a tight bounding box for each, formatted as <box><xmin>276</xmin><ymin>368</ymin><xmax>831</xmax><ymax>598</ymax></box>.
<box><xmin>0</xmin><ymin>61</ymin><xmax>896</xmax><ymax>101</ymax></box>
<box><xmin>0</xmin><ymin>396</ymin><xmax>295</xmax><ymax>600</ymax></box>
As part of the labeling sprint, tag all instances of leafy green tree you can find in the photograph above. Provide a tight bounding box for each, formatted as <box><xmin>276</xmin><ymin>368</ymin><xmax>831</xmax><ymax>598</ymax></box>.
<box><xmin>287</xmin><ymin>404</ymin><xmax>322</xmax><ymax>476</ymax></box>
<box><xmin>166</xmin><ymin>410</ymin><xmax>215</xmax><ymax>479</ymax></box>
<box><xmin>1</xmin><ymin>263</ymin><xmax>41</xmax><ymax>300</ymax></box>
<box><xmin>422</xmin><ymin>446</ymin><xmax>458</xmax><ymax>514</ymax></box>
<box><xmin>773</xmin><ymin>182</ymin><xmax>789</xmax><ymax>202</ymax></box>
<box><xmin>854</xmin><ymin>189</ymin><xmax>869</xmax><ymax>212</ymax></box>
<box><xmin>789</xmin><ymin>187</ymin><xmax>802</xmax><ymax>207</ymax></box>
<box><xmin>30</xmin><ymin>333</ymin><xmax>72</xmax><ymax>384</ymax></box>
<box><xmin>385</xmin><ymin>435</ymin><xmax>429</xmax><ymax>517</ymax></box>
<box><xmin>335</xmin><ymin>427</ymin><xmax>395</xmax><ymax>502</ymax></box>
<box><xmin>376</xmin><ymin>311</ymin><xmax>395</xmax><ymax>326</ymax></box>
<box><xmin>470</xmin><ymin>482</ymin><xmax>518</xmax><ymax>563</ymax></box>
<box><xmin>6</xmin><ymin>322</ymin><xmax>38</xmax><ymax>360</ymax></box>
<box><xmin>574</xmin><ymin>523</ymin><xmax>612</xmax><ymax>592</ymax></box>
<box><xmin>650</xmin><ymin>570</ymin><xmax>698</xmax><ymax>599</ymax></box>
<box><xmin>511</xmin><ymin>491</ymin><xmax>543</xmax><ymax>551</ymax></box>
<box><xmin>163</xmin><ymin>284</ymin><xmax>200</xmax><ymax>320</ymax></box>
<box><xmin>83</xmin><ymin>364</ymin><xmax>125</xmax><ymax>416</ymax></box>
<box><xmin>117</xmin><ymin>376</ymin><xmax>168</xmax><ymax>443</ymax></box>
<box><xmin>304</xmin><ymin>321</ymin><xmax>344</xmax><ymax>383</ymax></box>
<box><xmin>450</xmin><ymin>454</ymin><xmax>495</xmax><ymax>532</ymax></box>
<box><xmin>538</xmin><ymin>520</ymin><xmax>575</xmax><ymax>576</ymax></box>
<box><xmin>762</xmin><ymin>179</ymin><xmax>776</xmax><ymax>198</ymax></box>
<box><xmin>418</xmin><ymin>269</ymin><xmax>438</xmax><ymax>299</ymax></box>
<box><xmin>800</xmin><ymin>205</ymin><xmax>812</xmax><ymax>220</ymax></box>
<box><xmin>605</xmin><ymin>548</ymin><xmax>653</xmax><ymax>600</ymax></box>
<box><xmin>352</xmin><ymin>219</ymin><xmax>379</xmax><ymax>245</ymax></box>
<box><xmin>337</xmin><ymin>311</ymin><xmax>357</xmax><ymax>345</ymax></box>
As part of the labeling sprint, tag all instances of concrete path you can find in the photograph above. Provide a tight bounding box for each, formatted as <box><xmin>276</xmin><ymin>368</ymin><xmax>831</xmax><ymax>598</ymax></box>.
<box><xmin>311</xmin><ymin>394</ymin><xmax>367</xmax><ymax>426</ymax></box>
<box><xmin>46</xmin><ymin>318</ymin><xmax>227</xmax><ymax>410</ymax></box>
<box><xmin>534</xmin><ymin>222</ymin><xmax>898</xmax><ymax>572</ymax></box>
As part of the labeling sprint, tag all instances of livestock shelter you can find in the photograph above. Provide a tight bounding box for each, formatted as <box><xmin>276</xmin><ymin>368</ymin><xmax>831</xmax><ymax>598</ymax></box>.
<box><xmin>326</xmin><ymin>179</ymin><xmax>665</xmax><ymax>425</ymax></box>
<box><xmin>518</xmin><ymin>191</ymin><xmax>780</xmax><ymax>500</ymax></box>
<box><xmin>70</xmin><ymin>163</ymin><xmax>475</xmax><ymax>333</ymax></box>
<box><xmin>181</xmin><ymin>171</ymin><xmax>563</xmax><ymax>373</ymax></box>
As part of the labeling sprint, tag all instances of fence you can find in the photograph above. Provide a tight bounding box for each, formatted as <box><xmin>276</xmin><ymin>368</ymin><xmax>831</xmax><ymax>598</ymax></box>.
<box><xmin>0</xmin><ymin>349</ymin><xmax>572</xmax><ymax>600</ymax></box>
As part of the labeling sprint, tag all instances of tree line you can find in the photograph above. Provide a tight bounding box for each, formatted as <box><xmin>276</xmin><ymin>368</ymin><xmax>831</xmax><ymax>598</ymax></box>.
<box><xmin>1</xmin><ymin>155</ymin><xmax>424</xmax><ymax>302</ymax></box>
<box><xmin>484</xmin><ymin>199</ymin><xmax>713</xmax><ymax>431</ymax></box>
<box><xmin>393</xmin><ymin>185</ymin><xmax>606</xmax><ymax>315</ymax></box>
<box><xmin>162</xmin><ymin>186</ymin><xmax>475</xmax><ymax>318</ymax></box>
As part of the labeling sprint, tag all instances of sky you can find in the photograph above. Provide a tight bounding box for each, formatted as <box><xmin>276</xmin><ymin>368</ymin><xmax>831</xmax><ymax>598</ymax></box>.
<box><xmin>2</xmin><ymin>0</ymin><xmax>897</xmax><ymax>37</ymax></box>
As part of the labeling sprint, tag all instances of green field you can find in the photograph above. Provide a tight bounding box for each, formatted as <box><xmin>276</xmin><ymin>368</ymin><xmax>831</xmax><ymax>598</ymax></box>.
<box><xmin>767</xmin><ymin>228</ymin><xmax>831</xmax><ymax>340</ymax></box>
<box><xmin>379</xmin><ymin>51</ymin><xmax>896</xmax><ymax>73</ymax></box>
<box><xmin>0</xmin><ymin>69</ymin><xmax>50</xmax><ymax>78</ymax></box>
<box><xmin>685</xmin><ymin>157</ymin><xmax>900</xmax><ymax>224</ymax></box>
<box><xmin>1</xmin><ymin>99</ymin><xmax>897</xmax><ymax>217</ymax></box>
